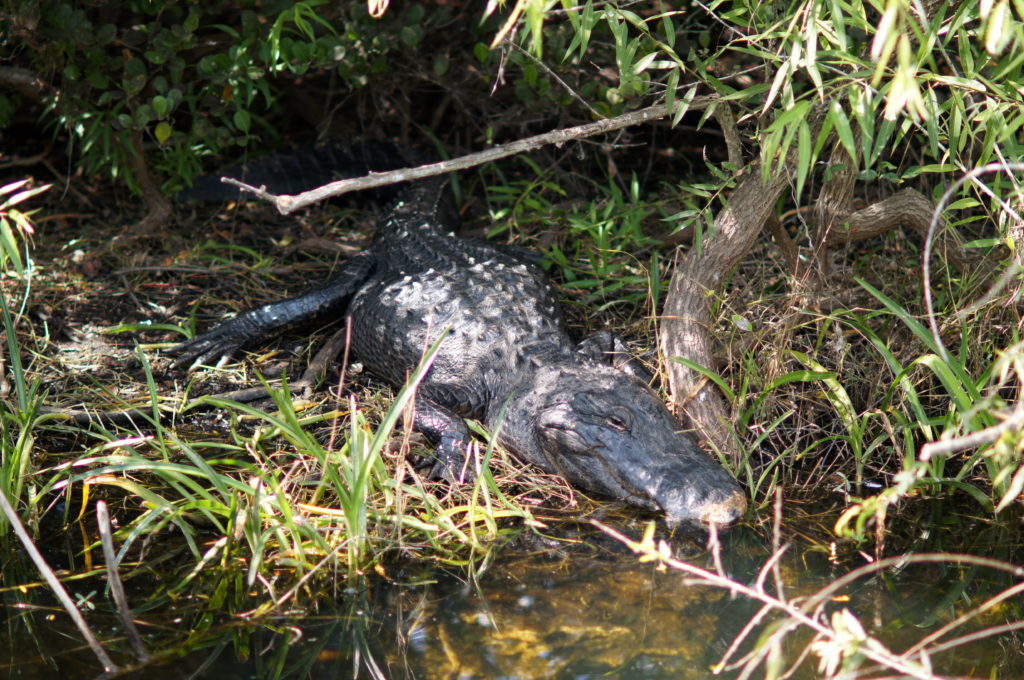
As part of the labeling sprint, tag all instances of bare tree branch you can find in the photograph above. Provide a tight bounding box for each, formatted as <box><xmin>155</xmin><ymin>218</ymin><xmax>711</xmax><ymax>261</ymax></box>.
<box><xmin>0</xmin><ymin>66</ymin><xmax>53</xmax><ymax>103</ymax></box>
<box><xmin>224</xmin><ymin>99</ymin><xmax>716</xmax><ymax>214</ymax></box>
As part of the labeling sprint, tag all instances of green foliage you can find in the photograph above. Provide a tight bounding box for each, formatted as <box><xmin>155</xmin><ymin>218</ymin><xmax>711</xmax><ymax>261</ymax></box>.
<box><xmin>830</xmin><ymin>281</ymin><xmax>1024</xmax><ymax>540</ymax></box>
<box><xmin>514</xmin><ymin>1</ymin><xmax>1024</xmax><ymax>530</ymax></box>
<box><xmin>6</xmin><ymin>2</ymin><xmax>436</xmax><ymax>193</ymax></box>
<box><xmin>0</xmin><ymin>180</ymin><xmax>48</xmax><ymax>278</ymax></box>
<box><xmin>497</xmin><ymin>0</ymin><xmax>1024</xmax><ymax>213</ymax></box>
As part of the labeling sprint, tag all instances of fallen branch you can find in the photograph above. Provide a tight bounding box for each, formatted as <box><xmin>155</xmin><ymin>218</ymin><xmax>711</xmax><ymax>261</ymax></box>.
<box><xmin>660</xmin><ymin>166</ymin><xmax>793</xmax><ymax>461</ymax></box>
<box><xmin>224</xmin><ymin>98</ymin><xmax>715</xmax><ymax>214</ymax></box>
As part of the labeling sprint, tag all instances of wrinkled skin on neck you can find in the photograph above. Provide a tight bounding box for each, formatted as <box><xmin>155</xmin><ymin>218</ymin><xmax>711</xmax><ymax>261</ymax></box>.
<box><xmin>495</xmin><ymin>363</ymin><xmax>747</xmax><ymax>529</ymax></box>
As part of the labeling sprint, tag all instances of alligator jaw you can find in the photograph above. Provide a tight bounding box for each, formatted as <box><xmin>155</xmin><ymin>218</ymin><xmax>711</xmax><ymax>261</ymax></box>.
<box><xmin>693</xmin><ymin>488</ymin><xmax>748</xmax><ymax>529</ymax></box>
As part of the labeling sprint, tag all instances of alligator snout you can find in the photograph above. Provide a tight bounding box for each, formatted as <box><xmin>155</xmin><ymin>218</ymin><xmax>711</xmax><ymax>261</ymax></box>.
<box><xmin>697</xmin><ymin>489</ymin><xmax>748</xmax><ymax>527</ymax></box>
<box><xmin>657</xmin><ymin>477</ymin><xmax>748</xmax><ymax>529</ymax></box>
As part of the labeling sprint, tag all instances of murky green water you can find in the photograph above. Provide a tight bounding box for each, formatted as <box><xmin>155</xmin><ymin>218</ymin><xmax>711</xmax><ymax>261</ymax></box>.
<box><xmin>4</xmin><ymin>503</ymin><xmax>1023</xmax><ymax>679</ymax></box>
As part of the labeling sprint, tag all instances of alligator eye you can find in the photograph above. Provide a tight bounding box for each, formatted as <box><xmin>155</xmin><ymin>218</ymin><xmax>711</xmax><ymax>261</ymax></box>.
<box><xmin>606</xmin><ymin>415</ymin><xmax>630</xmax><ymax>432</ymax></box>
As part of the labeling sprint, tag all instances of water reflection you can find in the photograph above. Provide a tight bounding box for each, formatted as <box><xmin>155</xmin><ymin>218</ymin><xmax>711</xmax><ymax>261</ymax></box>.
<box><xmin>4</xmin><ymin>506</ymin><xmax>1023</xmax><ymax>680</ymax></box>
<box><xmin>376</xmin><ymin>551</ymin><xmax>757</xmax><ymax>679</ymax></box>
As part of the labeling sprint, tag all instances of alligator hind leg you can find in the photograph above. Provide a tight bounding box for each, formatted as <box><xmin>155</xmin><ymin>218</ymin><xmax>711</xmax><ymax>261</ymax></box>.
<box><xmin>411</xmin><ymin>399</ymin><xmax>474</xmax><ymax>484</ymax></box>
<box><xmin>169</xmin><ymin>249</ymin><xmax>376</xmax><ymax>369</ymax></box>
<box><xmin>576</xmin><ymin>330</ymin><xmax>656</xmax><ymax>385</ymax></box>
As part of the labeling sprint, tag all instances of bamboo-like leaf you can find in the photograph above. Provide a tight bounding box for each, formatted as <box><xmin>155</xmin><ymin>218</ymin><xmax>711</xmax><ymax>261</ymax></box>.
<box><xmin>762</xmin><ymin>60</ymin><xmax>792</xmax><ymax>115</ymax></box>
<box><xmin>830</xmin><ymin>100</ymin><xmax>857</xmax><ymax>162</ymax></box>
<box><xmin>670</xmin><ymin>356</ymin><xmax>735</xmax><ymax>402</ymax></box>
<box><xmin>995</xmin><ymin>462</ymin><xmax>1024</xmax><ymax>512</ymax></box>
<box><xmin>984</xmin><ymin>0</ymin><xmax>1011</xmax><ymax>55</ymax></box>
<box><xmin>633</xmin><ymin>51</ymin><xmax>657</xmax><ymax>73</ymax></box>
<box><xmin>0</xmin><ymin>220</ymin><xmax>24</xmax><ymax>274</ymax></box>
<box><xmin>796</xmin><ymin>119</ymin><xmax>812</xmax><ymax>199</ymax></box>
<box><xmin>0</xmin><ymin>179</ymin><xmax>30</xmax><ymax>197</ymax></box>
<box><xmin>872</xmin><ymin>2</ymin><xmax>899</xmax><ymax>61</ymax></box>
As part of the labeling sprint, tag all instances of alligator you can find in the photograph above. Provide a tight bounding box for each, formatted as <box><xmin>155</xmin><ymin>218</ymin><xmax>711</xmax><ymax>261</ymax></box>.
<box><xmin>171</xmin><ymin>144</ymin><xmax>747</xmax><ymax>528</ymax></box>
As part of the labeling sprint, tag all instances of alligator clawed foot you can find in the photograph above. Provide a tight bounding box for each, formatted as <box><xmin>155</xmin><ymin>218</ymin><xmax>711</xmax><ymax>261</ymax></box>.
<box><xmin>423</xmin><ymin>456</ymin><xmax>476</xmax><ymax>486</ymax></box>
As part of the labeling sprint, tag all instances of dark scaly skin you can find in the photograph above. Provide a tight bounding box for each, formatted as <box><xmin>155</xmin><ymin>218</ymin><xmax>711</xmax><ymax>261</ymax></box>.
<box><xmin>170</xmin><ymin>148</ymin><xmax>747</xmax><ymax>528</ymax></box>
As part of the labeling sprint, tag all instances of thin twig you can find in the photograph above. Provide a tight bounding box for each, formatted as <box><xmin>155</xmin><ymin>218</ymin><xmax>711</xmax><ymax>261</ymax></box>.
<box><xmin>771</xmin><ymin>485</ymin><xmax>786</xmax><ymax>605</ymax></box>
<box><xmin>919</xmin><ymin>404</ymin><xmax>1024</xmax><ymax>461</ymax></box>
<box><xmin>509</xmin><ymin>42</ymin><xmax>602</xmax><ymax>117</ymax></box>
<box><xmin>922</xmin><ymin>161</ymin><xmax>1024</xmax><ymax>364</ymax></box>
<box><xmin>224</xmin><ymin>99</ymin><xmax>715</xmax><ymax>214</ymax></box>
<box><xmin>298</xmin><ymin>326</ymin><xmax>349</xmax><ymax>397</ymax></box>
<box><xmin>921</xmin><ymin>619</ymin><xmax>1024</xmax><ymax>657</ymax></box>
<box><xmin>191</xmin><ymin>382</ymin><xmax>307</xmax><ymax>405</ymax></box>
<box><xmin>799</xmin><ymin>553</ymin><xmax>1024</xmax><ymax>615</ymax></box>
<box><xmin>0</xmin><ymin>490</ymin><xmax>118</xmax><ymax>673</ymax></box>
<box><xmin>38</xmin><ymin>405</ymin><xmax>158</xmax><ymax>426</ymax></box>
<box><xmin>97</xmin><ymin>501</ymin><xmax>149</xmax><ymax>662</ymax></box>
<box><xmin>0</xmin><ymin>150</ymin><xmax>49</xmax><ymax>169</ymax></box>
<box><xmin>707</xmin><ymin>521</ymin><xmax>725</xmax><ymax>577</ymax></box>
<box><xmin>902</xmin><ymin>579</ymin><xmax>1024</xmax><ymax>656</ymax></box>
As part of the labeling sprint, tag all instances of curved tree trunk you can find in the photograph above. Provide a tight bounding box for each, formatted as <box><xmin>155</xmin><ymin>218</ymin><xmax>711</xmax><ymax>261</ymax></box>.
<box><xmin>660</xmin><ymin>168</ymin><xmax>791</xmax><ymax>462</ymax></box>
<box><xmin>661</xmin><ymin>134</ymin><xmax>950</xmax><ymax>464</ymax></box>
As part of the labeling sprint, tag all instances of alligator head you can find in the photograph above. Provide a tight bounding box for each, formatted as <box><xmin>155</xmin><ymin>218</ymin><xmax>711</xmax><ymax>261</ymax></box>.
<box><xmin>498</xmin><ymin>363</ymin><xmax>746</xmax><ymax>529</ymax></box>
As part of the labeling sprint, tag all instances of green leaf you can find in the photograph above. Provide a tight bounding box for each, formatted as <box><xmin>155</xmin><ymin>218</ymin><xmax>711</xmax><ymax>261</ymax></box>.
<box><xmin>473</xmin><ymin>42</ymin><xmax>491</xmax><ymax>65</ymax></box>
<box><xmin>666</xmin><ymin>67</ymin><xmax>679</xmax><ymax>111</ymax></box>
<box><xmin>154</xmin><ymin>121</ymin><xmax>172</xmax><ymax>144</ymax></box>
<box><xmin>152</xmin><ymin>95</ymin><xmax>170</xmax><ymax>117</ymax></box>
<box><xmin>830</xmin><ymin>100</ymin><xmax>856</xmax><ymax>162</ymax></box>
<box><xmin>432</xmin><ymin>53</ymin><xmax>449</xmax><ymax>76</ymax></box>
<box><xmin>233</xmin><ymin>109</ymin><xmax>251</xmax><ymax>133</ymax></box>
<box><xmin>125</xmin><ymin>56</ymin><xmax>147</xmax><ymax>77</ymax></box>
<box><xmin>662</xmin><ymin>14</ymin><xmax>676</xmax><ymax>48</ymax></box>
<box><xmin>796</xmin><ymin>120</ymin><xmax>811</xmax><ymax>200</ymax></box>
<box><xmin>670</xmin><ymin>356</ymin><xmax>735</xmax><ymax>402</ymax></box>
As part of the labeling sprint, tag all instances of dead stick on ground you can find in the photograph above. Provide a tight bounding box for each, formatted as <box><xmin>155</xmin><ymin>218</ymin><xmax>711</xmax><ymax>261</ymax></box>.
<box><xmin>223</xmin><ymin>98</ymin><xmax>716</xmax><ymax>214</ymax></box>
<box><xmin>299</xmin><ymin>326</ymin><xmax>350</xmax><ymax>397</ymax></box>
<box><xmin>0</xmin><ymin>491</ymin><xmax>118</xmax><ymax>674</ymax></box>
<box><xmin>97</xmin><ymin>500</ymin><xmax>150</xmax><ymax>662</ymax></box>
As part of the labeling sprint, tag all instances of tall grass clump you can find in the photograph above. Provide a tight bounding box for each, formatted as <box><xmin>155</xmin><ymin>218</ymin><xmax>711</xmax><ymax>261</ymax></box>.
<box><xmin>50</xmin><ymin>369</ymin><xmax>533</xmax><ymax>618</ymax></box>
<box><xmin>1</xmin><ymin>180</ymin><xmax>50</xmax><ymax>536</ymax></box>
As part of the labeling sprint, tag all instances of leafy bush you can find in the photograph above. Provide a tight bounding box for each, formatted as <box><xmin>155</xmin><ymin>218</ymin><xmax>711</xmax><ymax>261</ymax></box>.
<box><xmin>3</xmin><ymin>1</ymin><xmax>439</xmax><ymax>193</ymax></box>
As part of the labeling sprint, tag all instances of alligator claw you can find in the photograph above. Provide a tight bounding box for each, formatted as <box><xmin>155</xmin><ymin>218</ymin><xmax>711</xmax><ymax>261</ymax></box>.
<box><xmin>425</xmin><ymin>456</ymin><xmax>475</xmax><ymax>485</ymax></box>
<box><xmin>421</xmin><ymin>432</ymin><xmax>476</xmax><ymax>485</ymax></box>
<box><xmin>167</xmin><ymin>323</ymin><xmax>250</xmax><ymax>370</ymax></box>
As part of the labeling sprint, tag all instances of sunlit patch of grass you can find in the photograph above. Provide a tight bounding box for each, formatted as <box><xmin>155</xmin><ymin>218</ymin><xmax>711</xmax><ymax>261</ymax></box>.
<box><xmin>42</xmin><ymin>343</ymin><xmax>540</xmax><ymax>613</ymax></box>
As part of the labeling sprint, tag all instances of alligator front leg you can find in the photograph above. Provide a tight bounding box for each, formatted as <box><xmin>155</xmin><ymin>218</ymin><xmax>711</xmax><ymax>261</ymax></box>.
<box><xmin>412</xmin><ymin>398</ymin><xmax>474</xmax><ymax>483</ymax></box>
<box><xmin>169</xmin><ymin>250</ymin><xmax>376</xmax><ymax>369</ymax></box>
<box><xmin>575</xmin><ymin>330</ymin><xmax>655</xmax><ymax>385</ymax></box>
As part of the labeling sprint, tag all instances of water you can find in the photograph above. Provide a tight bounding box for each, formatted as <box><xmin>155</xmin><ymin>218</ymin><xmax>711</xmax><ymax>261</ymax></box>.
<box><xmin>3</xmin><ymin>505</ymin><xmax>1022</xmax><ymax>679</ymax></box>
